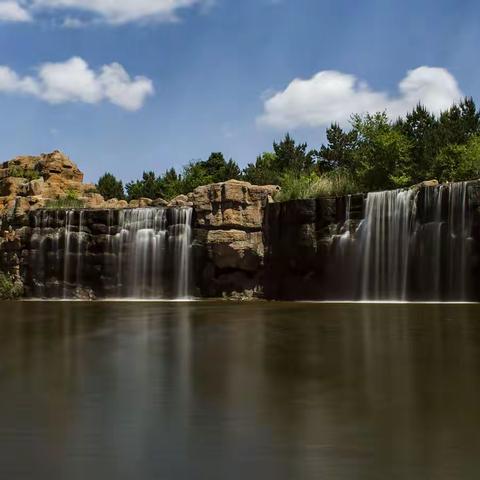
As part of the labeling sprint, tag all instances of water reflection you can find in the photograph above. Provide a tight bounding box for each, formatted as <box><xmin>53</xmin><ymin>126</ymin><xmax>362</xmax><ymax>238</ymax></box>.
<box><xmin>0</xmin><ymin>302</ymin><xmax>479</xmax><ymax>479</ymax></box>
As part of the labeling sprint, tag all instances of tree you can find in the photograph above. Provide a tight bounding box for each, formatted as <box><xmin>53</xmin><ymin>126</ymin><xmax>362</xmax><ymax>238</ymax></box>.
<box><xmin>317</xmin><ymin>123</ymin><xmax>358</xmax><ymax>172</ymax></box>
<box><xmin>160</xmin><ymin>168</ymin><xmax>183</xmax><ymax>200</ymax></box>
<box><xmin>430</xmin><ymin>135</ymin><xmax>480</xmax><ymax>183</ymax></box>
<box><xmin>273</xmin><ymin>133</ymin><xmax>315</xmax><ymax>176</ymax></box>
<box><xmin>396</xmin><ymin>104</ymin><xmax>438</xmax><ymax>182</ymax></box>
<box><xmin>351</xmin><ymin>112</ymin><xmax>412</xmax><ymax>190</ymax></box>
<box><xmin>203</xmin><ymin>152</ymin><xmax>241</xmax><ymax>182</ymax></box>
<box><xmin>96</xmin><ymin>173</ymin><xmax>125</xmax><ymax>200</ymax></box>
<box><xmin>125</xmin><ymin>171</ymin><xmax>164</xmax><ymax>201</ymax></box>
<box><xmin>243</xmin><ymin>152</ymin><xmax>278</xmax><ymax>185</ymax></box>
<box><xmin>437</xmin><ymin>97</ymin><xmax>480</xmax><ymax>146</ymax></box>
<box><xmin>181</xmin><ymin>152</ymin><xmax>241</xmax><ymax>192</ymax></box>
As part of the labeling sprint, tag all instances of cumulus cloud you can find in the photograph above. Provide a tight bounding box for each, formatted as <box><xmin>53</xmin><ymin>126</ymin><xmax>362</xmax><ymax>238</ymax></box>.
<box><xmin>30</xmin><ymin>0</ymin><xmax>208</xmax><ymax>24</ymax></box>
<box><xmin>0</xmin><ymin>57</ymin><xmax>154</xmax><ymax>110</ymax></box>
<box><xmin>0</xmin><ymin>1</ymin><xmax>32</xmax><ymax>22</ymax></box>
<box><xmin>258</xmin><ymin>67</ymin><xmax>463</xmax><ymax>129</ymax></box>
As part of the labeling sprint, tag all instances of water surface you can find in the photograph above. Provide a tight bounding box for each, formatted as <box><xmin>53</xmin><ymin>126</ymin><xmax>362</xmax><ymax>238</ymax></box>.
<box><xmin>0</xmin><ymin>301</ymin><xmax>479</xmax><ymax>479</ymax></box>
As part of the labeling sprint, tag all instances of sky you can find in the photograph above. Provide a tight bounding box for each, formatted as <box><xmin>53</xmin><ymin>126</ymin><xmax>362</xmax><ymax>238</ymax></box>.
<box><xmin>0</xmin><ymin>0</ymin><xmax>478</xmax><ymax>182</ymax></box>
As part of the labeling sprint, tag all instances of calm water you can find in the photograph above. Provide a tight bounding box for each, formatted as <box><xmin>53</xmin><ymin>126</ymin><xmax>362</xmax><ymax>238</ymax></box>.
<box><xmin>0</xmin><ymin>302</ymin><xmax>480</xmax><ymax>479</ymax></box>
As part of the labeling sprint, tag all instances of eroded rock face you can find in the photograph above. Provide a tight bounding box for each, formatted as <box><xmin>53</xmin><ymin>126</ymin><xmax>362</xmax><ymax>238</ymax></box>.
<box><xmin>0</xmin><ymin>153</ymin><xmax>281</xmax><ymax>299</ymax></box>
<box><xmin>191</xmin><ymin>179</ymin><xmax>279</xmax><ymax>298</ymax></box>
<box><xmin>0</xmin><ymin>150</ymin><xmax>98</xmax><ymax>215</ymax></box>
<box><xmin>190</xmin><ymin>180</ymin><xmax>279</xmax><ymax>230</ymax></box>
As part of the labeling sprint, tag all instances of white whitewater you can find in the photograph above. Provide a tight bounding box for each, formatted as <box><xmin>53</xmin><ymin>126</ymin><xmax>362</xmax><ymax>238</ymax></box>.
<box><xmin>114</xmin><ymin>207</ymin><xmax>193</xmax><ymax>299</ymax></box>
<box><xmin>30</xmin><ymin>206</ymin><xmax>193</xmax><ymax>300</ymax></box>
<box><xmin>352</xmin><ymin>181</ymin><xmax>473</xmax><ymax>301</ymax></box>
<box><xmin>358</xmin><ymin>189</ymin><xmax>416</xmax><ymax>300</ymax></box>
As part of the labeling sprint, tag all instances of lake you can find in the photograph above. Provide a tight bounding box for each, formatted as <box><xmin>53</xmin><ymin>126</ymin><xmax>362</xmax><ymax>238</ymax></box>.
<box><xmin>0</xmin><ymin>301</ymin><xmax>479</xmax><ymax>479</ymax></box>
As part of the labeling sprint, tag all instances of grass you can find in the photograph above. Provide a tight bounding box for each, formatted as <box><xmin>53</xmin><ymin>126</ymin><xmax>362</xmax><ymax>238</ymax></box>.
<box><xmin>45</xmin><ymin>189</ymin><xmax>85</xmax><ymax>209</ymax></box>
<box><xmin>7</xmin><ymin>166</ymin><xmax>41</xmax><ymax>181</ymax></box>
<box><xmin>276</xmin><ymin>171</ymin><xmax>360</xmax><ymax>202</ymax></box>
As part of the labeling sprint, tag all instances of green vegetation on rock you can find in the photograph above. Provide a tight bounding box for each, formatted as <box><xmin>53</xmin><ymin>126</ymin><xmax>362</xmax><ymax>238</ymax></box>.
<box><xmin>0</xmin><ymin>273</ymin><xmax>23</xmax><ymax>299</ymax></box>
<box><xmin>7</xmin><ymin>166</ymin><xmax>41</xmax><ymax>181</ymax></box>
<box><xmin>45</xmin><ymin>189</ymin><xmax>85</xmax><ymax>209</ymax></box>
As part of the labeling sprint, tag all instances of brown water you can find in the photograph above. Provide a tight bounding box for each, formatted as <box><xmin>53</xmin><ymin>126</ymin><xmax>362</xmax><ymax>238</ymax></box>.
<box><xmin>0</xmin><ymin>301</ymin><xmax>479</xmax><ymax>479</ymax></box>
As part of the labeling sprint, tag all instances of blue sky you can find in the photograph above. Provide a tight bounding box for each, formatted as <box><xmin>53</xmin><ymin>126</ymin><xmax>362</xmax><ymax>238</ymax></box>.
<box><xmin>0</xmin><ymin>0</ymin><xmax>477</xmax><ymax>182</ymax></box>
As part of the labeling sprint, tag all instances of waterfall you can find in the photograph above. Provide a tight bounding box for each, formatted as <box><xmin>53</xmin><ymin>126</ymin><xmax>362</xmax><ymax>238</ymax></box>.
<box><xmin>447</xmin><ymin>182</ymin><xmax>473</xmax><ymax>300</ymax></box>
<box><xmin>28</xmin><ymin>206</ymin><xmax>193</xmax><ymax>300</ymax></box>
<box><xmin>113</xmin><ymin>207</ymin><xmax>193</xmax><ymax>299</ymax></box>
<box><xmin>351</xmin><ymin>181</ymin><xmax>474</xmax><ymax>301</ymax></box>
<box><xmin>358</xmin><ymin>189</ymin><xmax>416</xmax><ymax>300</ymax></box>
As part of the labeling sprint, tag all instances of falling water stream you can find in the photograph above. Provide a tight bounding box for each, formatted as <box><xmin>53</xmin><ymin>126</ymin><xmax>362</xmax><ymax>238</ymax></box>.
<box><xmin>29</xmin><ymin>207</ymin><xmax>193</xmax><ymax>300</ymax></box>
<box><xmin>352</xmin><ymin>181</ymin><xmax>474</xmax><ymax>301</ymax></box>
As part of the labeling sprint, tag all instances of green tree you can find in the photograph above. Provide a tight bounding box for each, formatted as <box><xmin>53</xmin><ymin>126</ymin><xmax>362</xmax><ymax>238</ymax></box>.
<box><xmin>396</xmin><ymin>104</ymin><xmax>438</xmax><ymax>182</ymax></box>
<box><xmin>181</xmin><ymin>153</ymin><xmax>241</xmax><ymax>192</ymax></box>
<box><xmin>243</xmin><ymin>152</ymin><xmax>278</xmax><ymax>185</ymax></box>
<box><xmin>273</xmin><ymin>133</ymin><xmax>315</xmax><ymax>176</ymax></box>
<box><xmin>317</xmin><ymin>123</ymin><xmax>358</xmax><ymax>172</ymax></box>
<box><xmin>202</xmin><ymin>152</ymin><xmax>241</xmax><ymax>182</ymax></box>
<box><xmin>437</xmin><ymin>97</ymin><xmax>480</xmax><ymax>146</ymax></box>
<box><xmin>96</xmin><ymin>172</ymin><xmax>125</xmax><ymax>200</ymax></box>
<box><xmin>126</xmin><ymin>171</ymin><xmax>164</xmax><ymax>201</ymax></box>
<box><xmin>430</xmin><ymin>135</ymin><xmax>480</xmax><ymax>183</ymax></box>
<box><xmin>181</xmin><ymin>161</ymin><xmax>213</xmax><ymax>193</ymax></box>
<box><xmin>351</xmin><ymin>112</ymin><xmax>412</xmax><ymax>190</ymax></box>
<box><xmin>159</xmin><ymin>168</ymin><xmax>183</xmax><ymax>200</ymax></box>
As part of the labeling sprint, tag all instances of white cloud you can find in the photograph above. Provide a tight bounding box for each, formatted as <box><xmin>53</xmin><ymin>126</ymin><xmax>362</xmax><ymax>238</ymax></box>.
<box><xmin>0</xmin><ymin>57</ymin><xmax>154</xmax><ymax>111</ymax></box>
<box><xmin>0</xmin><ymin>1</ymin><xmax>32</xmax><ymax>22</ymax></box>
<box><xmin>258</xmin><ymin>67</ymin><xmax>464</xmax><ymax>129</ymax></box>
<box><xmin>61</xmin><ymin>16</ymin><xmax>85</xmax><ymax>28</ymax></box>
<box><xmin>30</xmin><ymin>0</ymin><xmax>208</xmax><ymax>24</ymax></box>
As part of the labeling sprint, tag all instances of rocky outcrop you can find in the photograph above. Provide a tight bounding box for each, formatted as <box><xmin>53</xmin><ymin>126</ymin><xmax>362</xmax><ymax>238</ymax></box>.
<box><xmin>0</xmin><ymin>151</ymin><xmax>98</xmax><ymax>216</ymax></box>
<box><xmin>191</xmin><ymin>180</ymin><xmax>279</xmax><ymax>298</ymax></box>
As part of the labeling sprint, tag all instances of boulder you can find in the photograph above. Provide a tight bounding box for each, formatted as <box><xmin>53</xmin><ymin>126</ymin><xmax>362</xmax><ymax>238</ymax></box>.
<box><xmin>168</xmin><ymin>194</ymin><xmax>192</xmax><ymax>208</ymax></box>
<box><xmin>105</xmin><ymin>198</ymin><xmax>128</xmax><ymax>209</ymax></box>
<box><xmin>205</xmin><ymin>229</ymin><xmax>264</xmax><ymax>272</ymax></box>
<box><xmin>139</xmin><ymin>198</ymin><xmax>153</xmax><ymax>207</ymax></box>
<box><xmin>416</xmin><ymin>179</ymin><xmax>439</xmax><ymax>188</ymax></box>
<box><xmin>83</xmin><ymin>193</ymin><xmax>105</xmax><ymax>209</ymax></box>
<box><xmin>28</xmin><ymin>178</ymin><xmax>44</xmax><ymax>196</ymax></box>
<box><xmin>191</xmin><ymin>179</ymin><xmax>279</xmax><ymax>229</ymax></box>
<box><xmin>152</xmin><ymin>198</ymin><xmax>168</xmax><ymax>207</ymax></box>
<box><xmin>0</xmin><ymin>177</ymin><xmax>28</xmax><ymax>197</ymax></box>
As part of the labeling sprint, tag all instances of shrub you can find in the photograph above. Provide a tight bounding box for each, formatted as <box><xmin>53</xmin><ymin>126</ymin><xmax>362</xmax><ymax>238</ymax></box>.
<box><xmin>276</xmin><ymin>170</ymin><xmax>359</xmax><ymax>202</ymax></box>
<box><xmin>45</xmin><ymin>189</ymin><xmax>85</xmax><ymax>209</ymax></box>
<box><xmin>0</xmin><ymin>273</ymin><xmax>23</xmax><ymax>299</ymax></box>
<box><xmin>7</xmin><ymin>166</ymin><xmax>41</xmax><ymax>181</ymax></box>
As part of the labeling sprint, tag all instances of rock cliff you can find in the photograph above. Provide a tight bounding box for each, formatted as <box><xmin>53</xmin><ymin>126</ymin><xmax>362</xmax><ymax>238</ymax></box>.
<box><xmin>189</xmin><ymin>180</ymin><xmax>279</xmax><ymax>297</ymax></box>
<box><xmin>0</xmin><ymin>151</ymin><xmax>280</xmax><ymax>299</ymax></box>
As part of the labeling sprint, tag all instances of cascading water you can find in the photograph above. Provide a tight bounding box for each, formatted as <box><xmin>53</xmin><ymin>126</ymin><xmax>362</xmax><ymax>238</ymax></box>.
<box><xmin>29</xmin><ymin>206</ymin><xmax>193</xmax><ymax>300</ymax></box>
<box><xmin>357</xmin><ymin>189</ymin><xmax>416</xmax><ymax>300</ymax></box>
<box><xmin>347</xmin><ymin>181</ymin><xmax>475</xmax><ymax>301</ymax></box>
<box><xmin>30</xmin><ymin>209</ymin><xmax>86</xmax><ymax>298</ymax></box>
<box><xmin>112</xmin><ymin>207</ymin><xmax>193</xmax><ymax>299</ymax></box>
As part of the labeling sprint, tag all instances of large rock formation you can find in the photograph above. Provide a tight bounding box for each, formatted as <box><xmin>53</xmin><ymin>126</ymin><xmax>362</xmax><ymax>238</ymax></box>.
<box><xmin>190</xmin><ymin>179</ymin><xmax>279</xmax><ymax>298</ymax></box>
<box><xmin>0</xmin><ymin>151</ymin><xmax>281</xmax><ymax>299</ymax></box>
<box><xmin>0</xmin><ymin>150</ymin><xmax>98</xmax><ymax>216</ymax></box>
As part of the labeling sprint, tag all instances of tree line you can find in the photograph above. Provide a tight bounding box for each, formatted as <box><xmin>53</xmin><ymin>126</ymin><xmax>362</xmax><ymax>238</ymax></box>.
<box><xmin>97</xmin><ymin>98</ymin><xmax>480</xmax><ymax>201</ymax></box>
